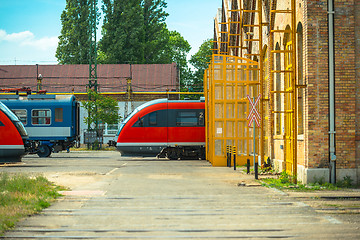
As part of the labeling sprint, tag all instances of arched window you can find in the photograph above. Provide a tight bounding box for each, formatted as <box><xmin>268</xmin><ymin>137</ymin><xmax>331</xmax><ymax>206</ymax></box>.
<box><xmin>275</xmin><ymin>42</ymin><xmax>281</xmax><ymax>135</ymax></box>
<box><xmin>283</xmin><ymin>25</ymin><xmax>292</xmax><ymax>137</ymax></box>
<box><xmin>297</xmin><ymin>22</ymin><xmax>304</xmax><ymax>135</ymax></box>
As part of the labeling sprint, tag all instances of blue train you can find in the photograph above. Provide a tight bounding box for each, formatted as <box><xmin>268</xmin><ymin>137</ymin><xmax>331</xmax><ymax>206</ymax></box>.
<box><xmin>0</xmin><ymin>94</ymin><xmax>80</xmax><ymax>157</ymax></box>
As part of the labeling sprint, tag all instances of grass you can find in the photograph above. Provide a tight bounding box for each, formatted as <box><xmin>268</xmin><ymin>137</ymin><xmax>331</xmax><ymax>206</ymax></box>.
<box><xmin>261</xmin><ymin>171</ymin><xmax>356</xmax><ymax>191</ymax></box>
<box><xmin>0</xmin><ymin>173</ymin><xmax>63</xmax><ymax>236</ymax></box>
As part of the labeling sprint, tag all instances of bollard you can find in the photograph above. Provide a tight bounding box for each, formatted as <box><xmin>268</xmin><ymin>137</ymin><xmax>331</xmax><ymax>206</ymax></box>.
<box><xmin>255</xmin><ymin>162</ymin><xmax>258</xmax><ymax>179</ymax></box>
<box><xmin>226</xmin><ymin>146</ymin><xmax>230</xmax><ymax>167</ymax></box>
<box><xmin>228</xmin><ymin>146</ymin><xmax>232</xmax><ymax>168</ymax></box>
<box><xmin>233</xmin><ymin>146</ymin><xmax>237</xmax><ymax>171</ymax></box>
<box><xmin>247</xmin><ymin>159</ymin><xmax>250</xmax><ymax>174</ymax></box>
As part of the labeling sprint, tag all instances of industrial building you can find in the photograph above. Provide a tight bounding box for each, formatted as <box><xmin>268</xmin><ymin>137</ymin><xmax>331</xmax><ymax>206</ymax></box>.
<box><xmin>0</xmin><ymin>63</ymin><xmax>180</xmax><ymax>144</ymax></box>
<box><xmin>206</xmin><ymin>0</ymin><xmax>359</xmax><ymax>184</ymax></box>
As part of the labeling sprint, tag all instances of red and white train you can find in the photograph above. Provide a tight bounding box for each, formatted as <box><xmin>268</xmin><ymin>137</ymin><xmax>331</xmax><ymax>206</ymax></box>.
<box><xmin>116</xmin><ymin>98</ymin><xmax>205</xmax><ymax>160</ymax></box>
<box><xmin>0</xmin><ymin>101</ymin><xmax>28</xmax><ymax>162</ymax></box>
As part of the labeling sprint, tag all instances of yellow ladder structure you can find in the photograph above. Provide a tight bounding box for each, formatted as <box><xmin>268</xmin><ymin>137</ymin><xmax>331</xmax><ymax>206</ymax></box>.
<box><xmin>240</xmin><ymin>0</ymin><xmax>267</xmax><ymax>164</ymax></box>
<box><xmin>269</xmin><ymin>0</ymin><xmax>297</xmax><ymax>178</ymax></box>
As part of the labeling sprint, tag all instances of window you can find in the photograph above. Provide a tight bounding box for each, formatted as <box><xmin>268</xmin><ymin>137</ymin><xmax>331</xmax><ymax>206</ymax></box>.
<box><xmin>297</xmin><ymin>22</ymin><xmax>304</xmax><ymax>135</ymax></box>
<box><xmin>0</xmin><ymin>120</ymin><xmax>3</xmax><ymax>127</ymax></box>
<box><xmin>55</xmin><ymin>108</ymin><xmax>63</xmax><ymax>122</ymax></box>
<box><xmin>176</xmin><ymin>111</ymin><xmax>198</xmax><ymax>126</ymax></box>
<box><xmin>149</xmin><ymin>111</ymin><xmax>157</xmax><ymax>126</ymax></box>
<box><xmin>12</xmin><ymin>109</ymin><xmax>27</xmax><ymax>125</ymax></box>
<box><xmin>32</xmin><ymin>109</ymin><xmax>51</xmax><ymax>125</ymax></box>
<box><xmin>106</xmin><ymin>123</ymin><xmax>119</xmax><ymax>135</ymax></box>
<box><xmin>275</xmin><ymin>42</ymin><xmax>282</xmax><ymax>135</ymax></box>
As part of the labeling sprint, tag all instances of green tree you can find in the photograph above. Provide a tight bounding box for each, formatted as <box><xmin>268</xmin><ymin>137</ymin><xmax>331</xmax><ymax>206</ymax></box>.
<box><xmin>189</xmin><ymin>39</ymin><xmax>213</xmax><ymax>92</ymax></box>
<box><xmin>142</xmin><ymin>0</ymin><xmax>169</xmax><ymax>63</ymax></box>
<box><xmin>100</xmin><ymin>0</ymin><xmax>171</xmax><ymax>64</ymax></box>
<box><xmin>56</xmin><ymin>0</ymin><xmax>96</xmax><ymax>64</ymax></box>
<box><xmin>100</xmin><ymin>0</ymin><xmax>144</xmax><ymax>64</ymax></box>
<box><xmin>158</xmin><ymin>30</ymin><xmax>192</xmax><ymax>91</ymax></box>
<box><xmin>82</xmin><ymin>90</ymin><xmax>121</xmax><ymax>130</ymax></box>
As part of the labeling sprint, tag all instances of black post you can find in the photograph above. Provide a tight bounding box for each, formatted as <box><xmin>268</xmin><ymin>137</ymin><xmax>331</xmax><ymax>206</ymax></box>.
<box><xmin>233</xmin><ymin>154</ymin><xmax>236</xmax><ymax>171</ymax></box>
<box><xmin>255</xmin><ymin>162</ymin><xmax>258</xmax><ymax>179</ymax></box>
<box><xmin>247</xmin><ymin>159</ymin><xmax>250</xmax><ymax>174</ymax></box>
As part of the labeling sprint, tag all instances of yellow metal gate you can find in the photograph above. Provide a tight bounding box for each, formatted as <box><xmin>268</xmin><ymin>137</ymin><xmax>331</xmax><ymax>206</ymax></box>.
<box><xmin>204</xmin><ymin>54</ymin><xmax>260</xmax><ymax>166</ymax></box>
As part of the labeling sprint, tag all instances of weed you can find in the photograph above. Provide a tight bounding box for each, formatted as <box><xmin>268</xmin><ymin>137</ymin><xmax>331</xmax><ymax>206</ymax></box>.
<box><xmin>261</xmin><ymin>171</ymin><xmax>341</xmax><ymax>191</ymax></box>
<box><xmin>0</xmin><ymin>173</ymin><xmax>62</xmax><ymax>236</ymax></box>
<box><xmin>336</xmin><ymin>176</ymin><xmax>353</xmax><ymax>188</ymax></box>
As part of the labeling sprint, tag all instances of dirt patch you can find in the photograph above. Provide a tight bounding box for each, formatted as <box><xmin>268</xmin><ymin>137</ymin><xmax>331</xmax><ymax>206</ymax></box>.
<box><xmin>44</xmin><ymin>172</ymin><xmax>102</xmax><ymax>190</ymax></box>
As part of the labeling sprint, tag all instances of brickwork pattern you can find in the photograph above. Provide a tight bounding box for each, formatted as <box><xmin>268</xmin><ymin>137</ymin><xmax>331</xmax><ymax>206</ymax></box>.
<box><xmin>306</xmin><ymin>0</ymin><xmax>357</xmax><ymax>169</ymax></box>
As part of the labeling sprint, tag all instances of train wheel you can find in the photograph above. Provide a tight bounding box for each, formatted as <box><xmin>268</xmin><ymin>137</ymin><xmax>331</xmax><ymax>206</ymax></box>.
<box><xmin>37</xmin><ymin>145</ymin><xmax>51</xmax><ymax>158</ymax></box>
<box><xmin>167</xmin><ymin>149</ymin><xmax>179</xmax><ymax>160</ymax></box>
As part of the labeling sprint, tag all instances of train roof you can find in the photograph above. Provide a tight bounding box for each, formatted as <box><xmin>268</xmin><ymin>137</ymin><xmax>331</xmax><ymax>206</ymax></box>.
<box><xmin>0</xmin><ymin>94</ymin><xmax>76</xmax><ymax>102</ymax></box>
<box><xmin>122</xmin><ymin>98</ymin><xmax>205</xmax><ymax>125</ymax></box>
<box><xmin>0</xmin><ymin>95</ymin><xmax>76</xmax><ymax>109</ymax></box>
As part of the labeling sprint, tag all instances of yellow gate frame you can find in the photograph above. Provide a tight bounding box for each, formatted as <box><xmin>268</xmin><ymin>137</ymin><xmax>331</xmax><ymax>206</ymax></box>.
<box><xmin>204</xmin><ymin>54</ymin><xmax>261</xmax><ymax>166</ymax></box>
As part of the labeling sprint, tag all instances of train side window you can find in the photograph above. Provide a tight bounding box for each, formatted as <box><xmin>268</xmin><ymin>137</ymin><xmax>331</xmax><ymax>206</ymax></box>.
<box><xmin>32</xmin><ymin>109</ymin><xmax>51</xmax><ymax>125</ymax></box>
<box><xmin>55</xmin><ymin>108</ymin><xmax>63</xmax><ymax>122</ymax></box>
<box><xmin>198</xmin><ymin>111</ymin><xmax>204</xmax><ymax>126</ymax></box>
<box><xmin>12</xmin><ymin>109</ymin><xmax>27</xmax><ymax>125</ymax></box>
<box><xmin>176</xmin><ymin>111</ymin><xmax>197</xmax><ymax>126</ymax></box>
<box><xmin>149</xmin><ymin>112</ymin><xmax>157</xmax><ymax>126</ymax></box>
<box><xmin>0</xmin><ymin>120</ymin><xmax>3</xmax><ymax>127</ymax></box>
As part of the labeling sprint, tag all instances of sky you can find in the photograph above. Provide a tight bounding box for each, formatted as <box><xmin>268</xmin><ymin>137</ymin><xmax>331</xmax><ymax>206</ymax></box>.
<box><xmin>0</xmin><ymin>0</ymin><xmax>221</xmax><ymax>65</ymax></box>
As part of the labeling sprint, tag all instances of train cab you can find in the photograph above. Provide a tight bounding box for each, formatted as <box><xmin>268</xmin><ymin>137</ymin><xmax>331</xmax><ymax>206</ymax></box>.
<box><xmin>0</xmin><ymin>101</ymin><xmax>28</xmax><ymax>162</ymax></box>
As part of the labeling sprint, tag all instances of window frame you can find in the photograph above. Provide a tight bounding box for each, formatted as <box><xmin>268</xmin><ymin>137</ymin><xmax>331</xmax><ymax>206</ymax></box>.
<box><xmin>31</xmin><ymin>109</ymin><xmax>51</xmax><ymax>126</ymax></box>
<box><xmin>176</xmin><ymin>111</ymin><xmax>198</xmax><ymax>127</ymax></box>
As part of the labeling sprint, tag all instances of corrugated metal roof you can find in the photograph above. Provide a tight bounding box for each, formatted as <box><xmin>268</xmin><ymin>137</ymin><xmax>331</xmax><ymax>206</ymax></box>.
<box><xmin>0</xmin><ymin>64</ymin><xmax>179</xmax><ymax>93</ymax></box>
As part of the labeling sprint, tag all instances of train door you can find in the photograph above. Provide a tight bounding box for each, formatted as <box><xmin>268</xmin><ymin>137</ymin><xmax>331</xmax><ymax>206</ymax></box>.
<box><xmin>73</xmin><ymin>101</ymin><xmax>80</xmax><ymax>138</ymax></box>
<box><xmin>137</xmin><ymin>109</ymin><xmax>168</xmax><ymax>144</ymax></box>
<box><xmin>167</xmin><ymin>108</ymin><xmax>205</xmax><ymax>144</ymax></box>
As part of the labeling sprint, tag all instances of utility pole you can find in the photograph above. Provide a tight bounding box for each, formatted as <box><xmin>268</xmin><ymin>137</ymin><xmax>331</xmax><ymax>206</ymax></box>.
<box><xmin>87</xmin><ymin>0</ymin><xmax>99</xmax><ymax>149</ymax></box>
<box><xmin>88</xmin><ymin>0</ymin><xmax>98</xmax><ymax>93</ymax></box>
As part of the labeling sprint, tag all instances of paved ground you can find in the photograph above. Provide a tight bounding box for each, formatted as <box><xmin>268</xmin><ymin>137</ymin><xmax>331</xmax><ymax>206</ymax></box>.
<box><xmin>1</xmin><ymin>151</ymin><xmax>359</xmax><ymax>239</ymax></box>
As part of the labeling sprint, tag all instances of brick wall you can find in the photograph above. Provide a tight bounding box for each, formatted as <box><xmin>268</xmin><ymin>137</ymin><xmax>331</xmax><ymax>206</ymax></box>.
<box><xmin>355</xmin><ymin>0</ymin><xmax>360</xmax><ymax>170</ymax></box>
<box><xmin>305</xmin><ymin>0</ymin><xmax>357</xmax><ymax>169</ymax></box>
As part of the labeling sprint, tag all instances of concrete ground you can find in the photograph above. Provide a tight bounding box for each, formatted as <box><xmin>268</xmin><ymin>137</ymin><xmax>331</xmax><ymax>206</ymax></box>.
<box><xmin>1</xmin><ymin>151</ymin><xmax>359</xmax><ymax>239</ymax></box>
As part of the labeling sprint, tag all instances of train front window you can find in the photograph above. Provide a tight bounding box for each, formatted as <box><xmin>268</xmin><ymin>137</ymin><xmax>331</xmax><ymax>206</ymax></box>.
<box><xmin>12</xmin><ymin>109</ymin><xmax>27</xmax><ymax>125</ymax></box>
<box><xmin>32</xmin><ymin>109</ymin><xmax>51</xmax><ymax>125</ymax></box>
<box><xmin>0</xmin><ymin>102</ymin><xmax>19</xmax><ymax>122</ymax></box>
<box><xmin>176</xmin><ymin>111</ymin><xmax>198</xmax><ymax>126</ymax></box>
<box><xmin>149</xmin><ymin>112</ymin><xmax>157</xmax><ymax>126</ymax></box>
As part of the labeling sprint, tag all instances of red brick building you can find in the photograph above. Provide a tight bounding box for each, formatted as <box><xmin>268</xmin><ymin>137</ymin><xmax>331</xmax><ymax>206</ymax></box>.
<box><xmin>213</xmin><ymin>0</ymin><xmax>359</xmax><ymax>184</ymax></box>
<box><xmin>0</xmin><ymin>63</ymin><xmax>180</xmax><ymax>143</ymax></box>
<box><xmin>0</xmin><ymin>63</ymin><xmax>179</xmax><ymax>101</ymax></box>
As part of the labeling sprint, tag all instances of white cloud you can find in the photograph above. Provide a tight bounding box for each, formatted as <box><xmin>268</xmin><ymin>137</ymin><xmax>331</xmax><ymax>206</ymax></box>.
<box><xmin>22</xmin><ymin>36</ymin><xmax>58</xmax><ymax>51</ymax></box>
<box><xmin>0</xmin><ymin>29</ymin><xmax>34</xmax><ymax>42</ymax></box>
<box><xmin>0</xmin><ymin>29</ymin><xmax>58</xmax><ymax>51</ymax></box>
